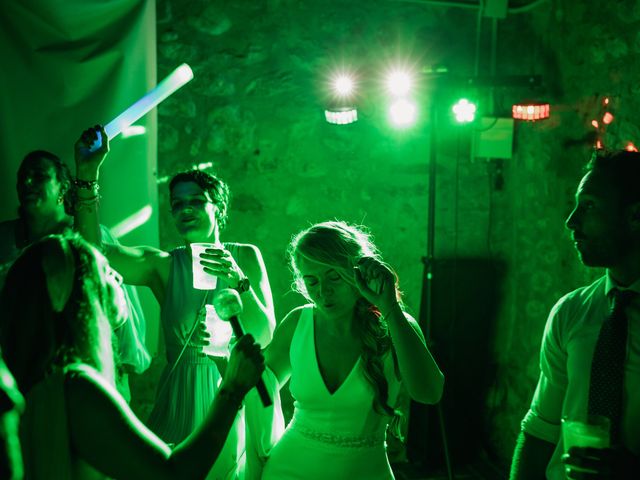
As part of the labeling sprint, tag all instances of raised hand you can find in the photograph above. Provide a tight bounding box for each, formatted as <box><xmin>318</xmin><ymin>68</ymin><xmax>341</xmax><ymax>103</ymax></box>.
<box><xmin>74</xmin><ymin>125</ymin><xmax>109</xmax><ymax>180</ymax></box>
<box><xmin>353</xmin><ymin>256</ymin><xmax>398</xmax><ymax>314</ymax></box>
<box><xmin>221</xmin><ymin>334</ymin><xmax>265</xmax><ymax>396</ymax></box>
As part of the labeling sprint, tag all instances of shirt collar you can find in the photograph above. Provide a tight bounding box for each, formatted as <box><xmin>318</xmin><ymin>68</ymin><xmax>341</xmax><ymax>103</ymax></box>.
<box><xmin>605</xmin><ymin>270</ymin><xmax>640</xmax><ymax>298</ymax></box>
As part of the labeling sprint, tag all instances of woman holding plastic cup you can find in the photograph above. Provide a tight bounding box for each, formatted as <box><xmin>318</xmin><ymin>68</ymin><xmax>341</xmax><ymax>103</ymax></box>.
<box><xmin>73</xmin><ymin>125</ymin><xmax>276</xmax><ymax>479</ymax></box>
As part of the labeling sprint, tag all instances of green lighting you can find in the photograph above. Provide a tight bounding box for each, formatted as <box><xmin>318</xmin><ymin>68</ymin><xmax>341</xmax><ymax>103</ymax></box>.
<box><xmin>110</xmin><ymin>205</ymin><xmax>153</xmax><ymax>239</ymax></box>
<box><xmin>389</xmin><ymin>98</ymin><xmax>417</xmax><ymax>128</ymax></box>
<box><xmin>332</xmin><ymin>73</ymin><xmax>355</xmax><ymax>97</ymax></box>
<box><xmin>386</xmin><ymin>69</ymin><xmax>413</xmax><ymax>97</ymax></box>
<box><xmin>452</xmin><ymin>99</ymin><xmax>476</xmax><ymax>123</ymax></box>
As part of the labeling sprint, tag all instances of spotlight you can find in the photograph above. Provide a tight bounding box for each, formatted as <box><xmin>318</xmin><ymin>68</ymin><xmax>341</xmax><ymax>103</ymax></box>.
<box><xmin>386</xmin><ymin>69</ymin><xmax>413</xmax><ymax>97</ymax></box>
<box><xmin>453</xmin><ymin>99</ymin><xmax>476</xmax><ymax>123</ymax></box>
<box><xmin>331</xmin><ymin>73</ymin><xmax>356</xmax><ymax>98</ymax></box>
<box><xmin>512</xmin><ymin>102</ymin><xmax>550</xmax><ymax>121</ymax></box>
<box><xmin>389</xmin><ymin>98</ymin><xmax>417</xmax><ymax>128</ymax></box>
<box><xmin>325</xmin><ymin>107</ymin><xmax>358</xmax><ymax>125</ymax></box>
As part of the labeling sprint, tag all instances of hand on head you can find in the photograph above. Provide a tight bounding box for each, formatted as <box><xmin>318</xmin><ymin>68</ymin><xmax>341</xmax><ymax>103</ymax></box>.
<box><xmin>221</xmin><ymin>334</ymin><xmax>264</xmax><ymax>396</ymax></box>
<box><xmin>353</xmin><ymin>257</ymin><xmax>397</xmax><ymax>313</ymax></box>
<box><xmin>74</xmin><ymin>125</ymin><xmax>109</xmax><ymax>179</ymax></box>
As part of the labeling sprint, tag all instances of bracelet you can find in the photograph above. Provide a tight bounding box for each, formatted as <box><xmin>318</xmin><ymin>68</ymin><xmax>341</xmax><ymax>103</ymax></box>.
<box><xmin>73</xmin><ymin>178</ymin><xmax>100</xmax><ymax>198</ymax></box>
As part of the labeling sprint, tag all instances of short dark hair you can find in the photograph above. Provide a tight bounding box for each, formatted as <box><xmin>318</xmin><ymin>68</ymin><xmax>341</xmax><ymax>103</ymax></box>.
<box><xmin>169</xmin><ymin>170</ymin><xmax>230</xmax><ymax>229</ymax></box>
<box><xmin>20</xmin><ymin>150</ymin><xmax>71</xmax><ymax>186</ymax></box>
<box><xmin>586</xmin><ymin>149</ymin><xmax>640</xmax><ymax>207</ymax></box>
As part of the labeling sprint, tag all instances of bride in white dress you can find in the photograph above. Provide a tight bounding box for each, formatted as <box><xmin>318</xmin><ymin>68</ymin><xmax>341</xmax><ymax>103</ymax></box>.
<box><xmin>262</xmin><ymin>221</ymin><xmax>444</xmax><ymax>479</ymax></box>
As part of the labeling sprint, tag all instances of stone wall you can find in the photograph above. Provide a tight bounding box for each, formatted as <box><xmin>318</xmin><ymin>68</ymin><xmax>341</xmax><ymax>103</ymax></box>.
<box><xmin>130</xmin><ymin>0</ymin><xmax>640</xmax><ymax>470</ymax></box>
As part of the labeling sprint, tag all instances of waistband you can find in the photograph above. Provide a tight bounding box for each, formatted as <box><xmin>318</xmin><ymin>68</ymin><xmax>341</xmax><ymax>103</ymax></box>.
<box><xmin>289</xmin><ymin>418</ymin><xmax>385</xmax><ymax>449</ymax></box>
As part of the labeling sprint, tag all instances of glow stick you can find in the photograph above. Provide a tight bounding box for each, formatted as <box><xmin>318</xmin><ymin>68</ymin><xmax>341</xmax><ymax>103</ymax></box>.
<box><xmin>91</xmin><ymin>63</ymin><xmax>194</xmax><ymax>151</ymax></box>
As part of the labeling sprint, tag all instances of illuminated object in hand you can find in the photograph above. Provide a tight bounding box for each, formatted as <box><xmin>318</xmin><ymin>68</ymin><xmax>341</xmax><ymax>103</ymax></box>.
<box><xmin>512</xmin><ymin>102</ymin><xmax>549</xmax><ymax>121</ymax></box>
<box><xmin>625</xmin><ymin>142</ymin><xmax>638</xmax><ymax>152</ymax></box>
<box><xmin>91</xmin><ymin>63</ymin><xmax>194</xmax><ymax>151</ymax></box>
<box><xmin>453</xmin><ymin>99</ymin><xmax>477</xmax><ymax>123</ymax></box>
<box><xmin>389</xmin><ymin>98</ymin><xmax>417</xmax><ymax>127</ymax></box>
<box><xmin>325</xmin><ymin>108</ymin><xmax>358</xmax><ymax>125</ymax></box>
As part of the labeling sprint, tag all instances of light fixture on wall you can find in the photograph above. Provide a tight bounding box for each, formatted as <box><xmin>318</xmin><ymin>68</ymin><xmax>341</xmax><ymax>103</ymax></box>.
<box><xmin>512</xmin><ymin>102</ymin><xmax>550</xmax><ymax>121</ymax></box>
<box><xmin>325</xmin><ymin>71</ymin><xmax>358</xmax><ymax>125</ymax></box>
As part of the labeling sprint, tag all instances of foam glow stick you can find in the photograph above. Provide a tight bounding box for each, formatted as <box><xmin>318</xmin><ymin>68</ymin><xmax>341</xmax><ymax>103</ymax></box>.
<box><xmin>91</xmin><ymin>63</ymin><xmax>194</xmax><ymax>151</ymax></box>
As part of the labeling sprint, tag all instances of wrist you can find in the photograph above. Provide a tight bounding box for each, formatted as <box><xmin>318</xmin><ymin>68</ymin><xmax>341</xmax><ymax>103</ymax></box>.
<box><xmin>75</xmin><ymin>168</ymin><xmax>99</xmax><ymax>182</ymax></box>
<box><xmin>217</xmin><ymin>385</ymin><xmax>245</xmax><ymax>409</ymax></box>
<box><xmin>380</xmin><ymin>301</ymin><xmax>402</xmax><ymax>319</ymax></box>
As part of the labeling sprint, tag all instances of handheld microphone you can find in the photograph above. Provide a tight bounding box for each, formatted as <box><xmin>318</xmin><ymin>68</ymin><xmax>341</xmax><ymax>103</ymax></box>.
<box><xmin>213</xmin><ymin>289</ymin><xmax>272</xmax><ymax>407</ymax></box>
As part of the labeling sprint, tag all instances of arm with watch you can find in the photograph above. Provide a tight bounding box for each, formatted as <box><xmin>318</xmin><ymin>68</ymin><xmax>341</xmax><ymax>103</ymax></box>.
<box><xmin>200</xmin><ymin>243</ymin><xmax>276</xmax><ymax>347</ymax></box>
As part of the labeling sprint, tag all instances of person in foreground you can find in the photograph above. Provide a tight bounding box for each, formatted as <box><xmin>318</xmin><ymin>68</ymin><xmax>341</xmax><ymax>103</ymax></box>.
<box><xmin>0</xmin><ymin>234</ymin><xmax>265</xmax><ymax>480</ymax></box>
<box><xmin>0</xmin><ymin>149</ymin><xmax>151</xmax><ymax>401</ymax></box>
<box><xmin>73</xmin><ymin>125</ymin><xmax>276</xmax><ymax>478</ymax></box>
<box><xmin>262</xmin><ymin>220</ymin><xmax>444</xmax><ymax>479</ymax></box>
<box><xmin>509</xmin><ymin>150</ymin><xmax>640</xmax><ymax>479</ymax></box>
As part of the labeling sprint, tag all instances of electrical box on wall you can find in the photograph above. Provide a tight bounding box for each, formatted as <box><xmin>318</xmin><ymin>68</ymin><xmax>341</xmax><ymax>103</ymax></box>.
<box><xmin>473</xmin><ymin>117</ymin><xmax>514</xmax><ymax>159</ymax></box>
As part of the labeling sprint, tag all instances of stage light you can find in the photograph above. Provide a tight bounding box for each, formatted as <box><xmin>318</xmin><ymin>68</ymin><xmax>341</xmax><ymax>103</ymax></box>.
<box><xmin>512</xmin><ymin>102</ymin><xmax>549</xmax><ymax>121</ymax></box>
<box><xmin>325</xmin><ymin>107</ymin><xmax>358</xmax><ymax>125</ymax></box>
<box><xmin>389</xmin><ymin>98</ymin><xmax>417</xmax><ymax>128</ymax></box>
<box><xmin>332</xmin><ymin>74</ymin><xmax>355</xmax><ymax>97</ymax></box>
<box><xmin>386</xmin><ymin>69</ymin><xmax>413</xmax><ymax>97</ymax></box>
<box><xmin>453</xmin><ymin>99</ymin><xmax>476</xmax><ymax>123</ymax></box>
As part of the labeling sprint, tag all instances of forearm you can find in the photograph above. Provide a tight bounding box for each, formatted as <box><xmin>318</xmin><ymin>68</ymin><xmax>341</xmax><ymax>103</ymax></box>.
<box><xmin>168</xmin><ymin>387</ymin><xmax>244</xmax><ymax>478</ymax></box>
<box><xmin>509</xmin><ymin>431</ymin><xmax>554</xmax><ymax>480</ymax></box>
<box><xmin>238</xmin><ymin>289</ymin><xmax>275</xmax><ymax>345</ymax></box>
<box><xmin>385</xmin><ymin>303</ymin><xmax>444</xmax><ymax>404</ymax></box>
<box><xmin>73</xmin><ymin>167</ymin><xmax>102</xmax><ymax>247</ymax></box>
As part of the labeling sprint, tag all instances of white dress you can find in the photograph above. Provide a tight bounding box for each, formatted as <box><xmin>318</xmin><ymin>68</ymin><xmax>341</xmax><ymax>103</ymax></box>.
<box><xmin>261</xmin><ymin>306</ymin><xmax>401</xmax><ymax>480</ymax></box>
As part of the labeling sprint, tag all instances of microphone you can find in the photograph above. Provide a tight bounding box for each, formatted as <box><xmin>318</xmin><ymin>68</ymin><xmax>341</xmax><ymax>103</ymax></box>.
<box><xmin>213</xmin><ymin>288</ymin><xmax>272</xmax><ymax>407</ymax></box>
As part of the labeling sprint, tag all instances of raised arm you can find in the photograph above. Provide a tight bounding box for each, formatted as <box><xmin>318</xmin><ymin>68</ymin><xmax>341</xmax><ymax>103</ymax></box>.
<box><xmin>73</xmin><ymin>126</ymin><xmax>170</xmax><ymax>301</ymax></box>
<box><xmin>354</xmin><ymin>257</ymin><xmax>444</xmax><ymax>404</ymax></box>
<box><xmin>66</xmin><ymin>334</ymin><xmax>264</xmax><ymax>480</ymax></box>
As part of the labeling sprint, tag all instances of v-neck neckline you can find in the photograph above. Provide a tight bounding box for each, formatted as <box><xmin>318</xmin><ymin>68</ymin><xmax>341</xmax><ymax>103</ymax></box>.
<box><xmin>312</xmin><ymin>309</ymin><xmax>361</xmax><ymax>396</ymax></box>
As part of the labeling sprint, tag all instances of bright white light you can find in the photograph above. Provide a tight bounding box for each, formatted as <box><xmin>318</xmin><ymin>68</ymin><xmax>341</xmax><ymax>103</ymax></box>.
<box><xmin>103</xmin><ymin>63</ymin><xmax>194</xmax><ymax>140</ymax></box>
<box><xmin>110</xmin><ymin>205</ymin><xmax>153</xmax><ymax>239</ymax></box>
<box><xmin>121</xmin><ymin>125</ymin><xmax>147</xmax><ymax>138</ymax></box>
<box><xmin>386</xmin><ymin>70</ymin><xmax>413</xmax><ymax>97</ymax></box>
<box><xmin>325</xmin><ymin>108</ymin><xmax>358</xmax><ymax>125</ymax></box>
<box><xmin>332</xmin><ymin>74</ymin><xmax>355</xmax><ymax>97</ymax></box>
<box><xmin>452</xmin><ymin>99</ymin><xmax>477</xmax><ymax>123</ymax></box>
<box><xmin>389</xmin><ymin>99</ymin><xmax>417</xmax><ymax>127</ymax></box>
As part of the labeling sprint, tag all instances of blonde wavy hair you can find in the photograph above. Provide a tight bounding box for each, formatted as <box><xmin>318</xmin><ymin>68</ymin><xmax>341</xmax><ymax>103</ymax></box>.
<box><xmin>288</xmin><ymin>220</ymin><xmax>402</xmax><ymax>419</ymax></box>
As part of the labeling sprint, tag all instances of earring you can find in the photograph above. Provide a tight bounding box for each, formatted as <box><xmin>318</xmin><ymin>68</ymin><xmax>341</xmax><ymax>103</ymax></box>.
<box><xmin>58</xmin><ymin>194</ymin><xmax>64</xmax><ymax>204</ymax></box>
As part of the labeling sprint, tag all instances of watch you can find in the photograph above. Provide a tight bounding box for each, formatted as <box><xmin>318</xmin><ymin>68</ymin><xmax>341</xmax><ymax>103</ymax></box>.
<box><xmin>234</xmin><ymin>276</ymin><xmax>251</xmax><ymax>294</ymax></box>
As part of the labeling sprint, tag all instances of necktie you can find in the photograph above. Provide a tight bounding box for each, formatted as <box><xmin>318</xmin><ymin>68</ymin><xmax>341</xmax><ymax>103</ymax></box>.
<box><xmin>588</xmin><ymin>289</ymin><xmax>635</xmax><ymax>442</ymax></box>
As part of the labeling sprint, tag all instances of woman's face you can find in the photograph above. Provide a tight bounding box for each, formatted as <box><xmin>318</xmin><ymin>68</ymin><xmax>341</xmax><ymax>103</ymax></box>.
<box><xmin>169</xmin><ymin>181</ymin><xmax>219</xmax><ymax>243</ymax></box>
<box><xmin>297</xmin><ymin>256</ymin><xmax>360</xmax><ymax>319</ymax></box>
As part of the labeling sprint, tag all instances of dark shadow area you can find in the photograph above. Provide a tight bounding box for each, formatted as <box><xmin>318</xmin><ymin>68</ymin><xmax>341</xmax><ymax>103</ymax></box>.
<box><xmin>407</xmin><ymin>257</ymin><xmax>507</xmax><ymax>477</ymax></box>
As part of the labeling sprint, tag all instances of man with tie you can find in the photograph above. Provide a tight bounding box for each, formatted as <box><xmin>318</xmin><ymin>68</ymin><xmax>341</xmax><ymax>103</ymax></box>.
<box><xmin>509</xmin><ymin>150</ymin><xmax>640</xmax><ymax>479</ymax></box>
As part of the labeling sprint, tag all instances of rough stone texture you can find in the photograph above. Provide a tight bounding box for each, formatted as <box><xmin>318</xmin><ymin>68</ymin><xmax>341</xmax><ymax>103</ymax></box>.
<box><xmin>129</xmin><ymin>0</ymin><xmax>640</xmax><ymax>470</ymax></box>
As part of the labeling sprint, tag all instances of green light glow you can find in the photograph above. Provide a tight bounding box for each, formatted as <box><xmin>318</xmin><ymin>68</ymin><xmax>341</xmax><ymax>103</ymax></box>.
<box><xmin>389</xmin><ymin>98</ymin><xmax>417</xmax><ymax>128</ymax></box>
<box><xmin>453</xmin><ymin>99</ymin><xmax>476</xmax><ymax>123</ymax></box>
<box><xmin>386</xmin><ymin>69</ymin><xmax>412</xmax><ymax>97</ymax></box>
<box><xmin>110</xmin><ymin>205</ymin><xmax>153</xmax><ymax>239</ymax></box>
<box><xmin>332</xmin><ymin>73</ymin><xmax>355</xmax><ymax>97</ymax></box>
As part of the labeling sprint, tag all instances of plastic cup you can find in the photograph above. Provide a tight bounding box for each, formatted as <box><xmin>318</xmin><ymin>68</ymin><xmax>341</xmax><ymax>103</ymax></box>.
<box><xmin>191</xmin><ymin>242</ymin><xmax>218</xmax><ymax>290</ymax></box>
<box><xmin>201</xmin><ymin>304</ymin><xmax>233</xmax><ymax>358</ymax></box>
<box><xmin>562</xmin><ymin>415</ymin><xmax>610</xmax><ymax>452</ymax></box>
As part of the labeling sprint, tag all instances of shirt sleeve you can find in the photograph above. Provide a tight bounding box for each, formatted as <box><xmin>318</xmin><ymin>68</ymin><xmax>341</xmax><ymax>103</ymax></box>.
<box><xmin>521</xmin><ymin>297</ymin><xmax>569</xmax><ymax>443</ymax></box>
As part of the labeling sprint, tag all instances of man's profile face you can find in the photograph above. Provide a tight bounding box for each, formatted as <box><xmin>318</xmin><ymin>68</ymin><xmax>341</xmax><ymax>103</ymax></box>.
<box><xmin>565</xmin><ymin>169</ymin><xmax>631</xmax><ymax>268</ymax></box>
<box><xmin>16</xmin><ymin>157</ymin><xmax>65</xmax><ymax>216</ymax></box>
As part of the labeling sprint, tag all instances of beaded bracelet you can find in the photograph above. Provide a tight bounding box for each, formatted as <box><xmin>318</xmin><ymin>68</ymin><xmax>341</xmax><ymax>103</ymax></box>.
<box><xmin>73</xmin><ymin>178</ymin><xmax>100</xmax><ymax>192</ymax></box>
